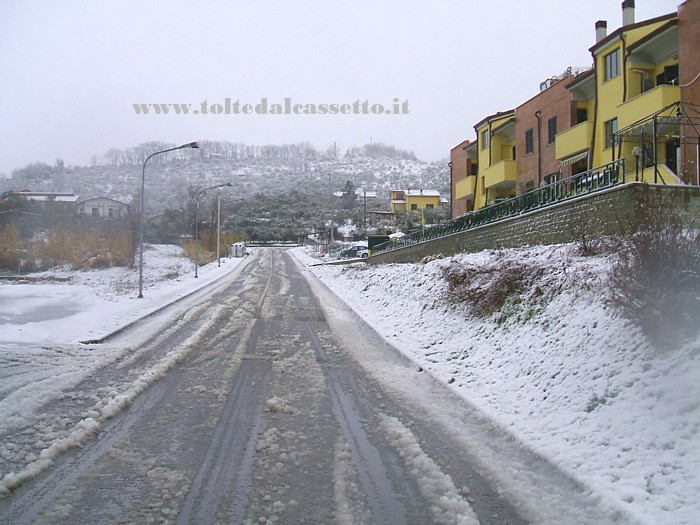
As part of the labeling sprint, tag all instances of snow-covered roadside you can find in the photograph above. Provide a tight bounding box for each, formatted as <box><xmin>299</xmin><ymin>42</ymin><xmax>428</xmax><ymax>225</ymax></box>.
<box><xmin>293</xmin><ymin>245</ymin><xmax>700</xmax><ymax>525</ymax></box>
<box><xmin>0</xmin><ymin>244</ymin><xmax>246</xmax><ymax>345</ymax></box>
<box><xmin>0</xmin><ymin>245</ymin><xmax>248</xmax><ymax>494</ymax></box>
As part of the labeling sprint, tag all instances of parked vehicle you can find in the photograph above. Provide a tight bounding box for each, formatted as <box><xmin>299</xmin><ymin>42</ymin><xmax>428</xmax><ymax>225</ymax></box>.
<box><xmin>230</xmin><ymin>242</ymin><xmax>247</xmax><ymax>257</ymax></box>
<box><xmin>339</xmin><ymin>245</ymin><xmax>368</xmax><ymax>259</ymax></box>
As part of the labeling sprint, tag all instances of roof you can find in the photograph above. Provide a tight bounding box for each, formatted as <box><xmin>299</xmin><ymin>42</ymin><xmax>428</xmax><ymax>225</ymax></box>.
<box><xmin>78</xmin><ymin>196</ymin><xmax>128</xmax><ymax>206</ymax></box>
<box><xmin>473</xmin><ymin>109</ymin><xmax>515</xmax><ymax>132</ymax></box>
<box><xmin>589</xmin><ymin>12</ymin><xmax>677</xmax><ymax>54</ymax></box>
<box><xmin>627</xmin><ymin>19</ymin><xmax>678</xmax><ymax>53</ymax></box>
<box><xmin>408</xmin><ymin>190</ymin><xmax>440</xmax><ymax>197</ymax></box>
<box><xmin>404</xmin><ymin>189</ymin><xmax>441</xmax><ymax>197</ymax></box>
<box><xmin>450</xmin><ymin>139</ymin><xmax>470</xmax><ymax>152</ymax></box>
<box><xmin>491</xmin><ymin>117</ymin><xmax>516</xmax><ymax>136</ymax></box>
<box><xmin>565</xmin><ymin>68</ymin><xmax>595</xmax><ymax>89</ymax></box>
<box><xmin>16</xmin><ymin>191</ymin><xmax>80</xmax><ymax>203</ymax></box>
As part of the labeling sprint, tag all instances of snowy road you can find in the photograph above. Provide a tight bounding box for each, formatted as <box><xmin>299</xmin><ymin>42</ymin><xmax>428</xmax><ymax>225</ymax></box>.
<box><xmin>1</xmin><ymin>249</ymin><xmax>630</xmax><ymax>524</ymax></box>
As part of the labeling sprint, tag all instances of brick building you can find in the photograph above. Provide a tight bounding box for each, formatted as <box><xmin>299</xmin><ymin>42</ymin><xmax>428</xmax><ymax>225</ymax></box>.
<box><xmin>679</xmin><ymin>0</ymin><xmax>700</xmax><ymax>185</ymax></box>
<box><xmin>450</xmin><ymin>140</ymin><xmax>470</xmax><ymax>217</ymax></box>
<box><xmin>515</xmin><ymin>70</ymin><xmax>580</xmax><ymax>194</ymax></box>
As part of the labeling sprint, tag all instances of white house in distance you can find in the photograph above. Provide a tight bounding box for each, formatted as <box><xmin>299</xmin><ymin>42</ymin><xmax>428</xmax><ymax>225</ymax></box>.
<box><xmin>77</xmin><ymin>196</ymin><xmax>129</xmax><ymax>219</ymax></box>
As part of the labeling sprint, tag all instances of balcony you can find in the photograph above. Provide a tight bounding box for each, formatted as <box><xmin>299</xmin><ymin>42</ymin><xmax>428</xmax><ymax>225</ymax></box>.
<box><xmin>556</xmin><ymin>120</ymin><xmax>593</xmax><ymax>160</ymax></box>
<box><xmin>483</xmin><ymin>160</ymin><xmax>516</xmax><ymax>189</ymax></box>
<box><xmin>455</xmin><ymin>176</ymin><xmax>476</xmax><ymax>201</ymax></box>
<box><xmin>618</xmin><ymin>84</ymin><xmax>680</xmax><ymax>128</ymax></box>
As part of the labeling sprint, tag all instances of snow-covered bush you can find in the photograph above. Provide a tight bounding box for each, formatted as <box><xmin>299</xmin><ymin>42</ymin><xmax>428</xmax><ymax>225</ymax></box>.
<box><xmin>440</xmin><ymin>254</ymin><xmax>549</xmax><ymax>322</ymax></box>
<box><xmin>609</xmin><ymin>200</ymin><xmax>700</xmax><ymax>349</ymax></box>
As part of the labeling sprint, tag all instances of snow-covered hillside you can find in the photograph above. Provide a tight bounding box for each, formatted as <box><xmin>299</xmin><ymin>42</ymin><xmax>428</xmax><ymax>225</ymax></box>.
<box><xmin>297</xmin><ymin>244</ymin><xmax>700</xmax><ymax>525</ymax></box>
<box><xmin>0</xmin><ymin>142</ymin><xmax>448</xmax><ymax>215</ymax></box>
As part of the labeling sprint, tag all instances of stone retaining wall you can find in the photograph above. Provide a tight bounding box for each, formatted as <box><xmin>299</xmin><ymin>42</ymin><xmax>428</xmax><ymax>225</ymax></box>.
<box><xmin>369</xmin><ymin>183</ymin><xmax>700</xmax><ymax>264</ymax></box>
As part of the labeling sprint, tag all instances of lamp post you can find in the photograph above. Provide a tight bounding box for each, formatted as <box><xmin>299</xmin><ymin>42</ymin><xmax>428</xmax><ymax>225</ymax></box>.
<box><xmin>632</xmin><ymin>146</ymin><xmax>642</xmax><ymax>182</ymax></box>
<box><xmin>194</xmin><ymin>182</ymin><xmax>232</xmax><ymax>278</ymax></box>
<box><xmin>138</xmin><ymin>141</ymin><xmax>199</xmax><ymax>298</ymax></box>
<box><xmin>217</xmin><ymin>193</ymin><xmax>222</xmax><ymax>267</ymax></box>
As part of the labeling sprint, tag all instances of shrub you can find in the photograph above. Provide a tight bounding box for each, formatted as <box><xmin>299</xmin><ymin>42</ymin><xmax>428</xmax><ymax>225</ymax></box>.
<box><xmin>609</xmin><ymin>199</ymin><xmax>700</xmax><ymax>349</ymax></box>
<box><xmin>181</xmin><ymin>239</ymin><xmax>216</xmax><ymax>265</ymax></box>
<box><xmin>0</xmin><ymin>225</ymin><xmax>27</xmax><ymax>272</ymax></box>
<box><xmin>0</xmin><ymin>228</ymin><xmax>132</xmax><ymax>272</ymax></box>
<box><xmin>442</xmin><ymin>257</ymin><xmax>546</xmax><ymax>320</ymax></box>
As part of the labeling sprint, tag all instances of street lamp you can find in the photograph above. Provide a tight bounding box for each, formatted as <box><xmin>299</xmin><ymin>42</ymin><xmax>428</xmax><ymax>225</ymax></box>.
<box><xmin>138</xmin><ymin>141</ymin><xmax>199</xmax><ymax>298</ymax></box>
<box><xmin>194</xmin><ymin>182</ymin><xmax>232</xmax><ymax>278</ymax></box>
<box><xmin>632</xmin><ymin>146</ymin><xmax>642</xmax><ymax>182</ymax></box>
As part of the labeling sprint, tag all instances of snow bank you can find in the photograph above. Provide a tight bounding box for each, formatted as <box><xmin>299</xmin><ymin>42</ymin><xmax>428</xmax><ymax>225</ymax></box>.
<box><xmin>298</xmin><ymin>244</ymin><xmax>700</xmax><ymax>525</ymax></box>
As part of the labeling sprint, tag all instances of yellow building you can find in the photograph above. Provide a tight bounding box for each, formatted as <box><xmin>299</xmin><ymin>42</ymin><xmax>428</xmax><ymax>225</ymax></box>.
<box><xmin>589</xmin><ymin>5</ymin><xmax>682</xmax><ymax>183</ymax></box>
<box><xmin>474</xmin><ymin>110</ymin><xmax>516</xmax><ymax>209</ymax></box>
<box><xmin>390</xmin><ymin>189</ymin><xmax>442</xmax><ymax>214</ymax></box>
<box><xmin>451</xmin><ymin>1</ymin><xmax>698</xmax><ymax>215</ymax></box>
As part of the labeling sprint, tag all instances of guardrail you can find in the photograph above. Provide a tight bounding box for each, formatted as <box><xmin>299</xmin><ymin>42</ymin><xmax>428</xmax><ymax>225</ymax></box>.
<box><xmin>372</xmin><ymin>159</ymin><xmax>625</xmax><ymax>254</ymax></box>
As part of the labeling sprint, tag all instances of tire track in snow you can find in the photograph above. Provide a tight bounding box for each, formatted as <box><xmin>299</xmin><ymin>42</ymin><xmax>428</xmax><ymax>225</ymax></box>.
<box><xmin>178</xmin><ymin>250</ymin><xmax>276</xmax><ymax>524</ymax></box>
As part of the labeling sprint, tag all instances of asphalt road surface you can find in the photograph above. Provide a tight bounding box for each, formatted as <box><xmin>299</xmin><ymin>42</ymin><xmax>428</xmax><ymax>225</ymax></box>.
<box><xmin>0</xmin><ymin>249</ymin><xmax>630</xmax><ymax>524</ymax></box>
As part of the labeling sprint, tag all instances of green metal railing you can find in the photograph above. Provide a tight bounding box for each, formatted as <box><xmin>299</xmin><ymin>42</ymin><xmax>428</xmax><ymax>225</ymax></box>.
<box><xmin>372</xmin><ymin>159</ymin><xmax>625</xmax><ymax>255</ymax></box>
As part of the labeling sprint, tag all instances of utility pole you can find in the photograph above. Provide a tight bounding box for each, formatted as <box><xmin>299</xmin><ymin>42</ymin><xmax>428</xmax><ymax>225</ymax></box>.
<box><xmin>329</xmin><ymin>173</ymin><xmax>334</xmax><ymax>245</ymax></box>
<box><xmin>363</xmin><ymin>189</ymin><xmax>367</xmax><ymax>229</ymax></box>
<box><xmin>217</xmin><ymin>193</ymin><xmax>221</xmax><ymax>266</ymax></box>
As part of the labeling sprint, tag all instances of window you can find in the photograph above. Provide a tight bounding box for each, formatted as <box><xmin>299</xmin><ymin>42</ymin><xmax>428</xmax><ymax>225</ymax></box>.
<box><xmin>470</xmin><ymin>162</ymin><xmax>478</xmax><ymax>176</ymax></box>
<box><xmin>525</xmin><ymin>129</ymin><xmax>534</xmax><ymax>155</ymax></box>
<box><xmin>544</xmin><ymin>173</ymin><xmax>561</xmax><ymax>185</ymax></box>
<box><xmin>91</xmin><ymin>207</ymin><xmax>99</xmax><ymax>217</ymax></box>
<box><xmin>426</xmin><ymin>204</ymin><xmax>434</xmax><ymax>209</ymax></box>
<box><xmin>604</xmin><ymin>48</ymin><xmax>620</xmax><ymax>81</ymax></box>
<box><xmin>481</xmin><ymin>130</ymin><xmax>489</xmax><ymax>150</ymax></box>
<box><xmin>410</xmin><ymin>203</ymin><xmax>418</xmax><ymax>210</ymax></box>
<box><xmin>576</xmin><ymin>108</ymin><xmax>588</xmax><ymax>124</ymax></box>
<box><xmin>605</xmin><ymin>118</ymin><xmax>618</xmax><ymax>149</ymax></box>
<box><xmin>657</xmin><ymin>64</ymin><xmax>679</xmax><ymax>86</ymax></box>
<box><xmin>547</xmin><ymin>116</ymin><xmax>557</xmax><ymax>145</ymax></box>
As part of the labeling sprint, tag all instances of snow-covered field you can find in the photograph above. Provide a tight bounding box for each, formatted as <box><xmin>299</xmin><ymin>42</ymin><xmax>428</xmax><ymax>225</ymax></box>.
<box><xmin>0</xmin><ymin>245</ymin><xmax>247</xmax><ymax>494</ymax></box>
<box><xmin>1</xmin><ymin>243</ymin><xmax>698</xmax><ymax>524</ymax></box>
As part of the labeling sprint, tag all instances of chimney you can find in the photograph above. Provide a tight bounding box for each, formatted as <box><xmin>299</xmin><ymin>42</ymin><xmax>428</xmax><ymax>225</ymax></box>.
<box><xmin>595</xmin><ymin>20</ymin><xmax>608</xmax><ymax>42</ymax></box>
<box><xmin>622</xmin><ymin>0</ymin><xmax>635</xmax><ymax>26</ymax></box>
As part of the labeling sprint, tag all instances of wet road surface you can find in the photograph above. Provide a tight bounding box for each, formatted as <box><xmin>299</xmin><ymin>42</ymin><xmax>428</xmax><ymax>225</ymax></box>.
<box><xmin>0</xmin><ymin>249</ymin><xmax>630</xmax><ymax>524</ymax></box>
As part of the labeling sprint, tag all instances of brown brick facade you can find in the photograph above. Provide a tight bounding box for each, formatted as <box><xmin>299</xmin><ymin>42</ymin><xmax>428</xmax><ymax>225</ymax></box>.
<box><xmin>450</xmin><ymin>140</ymin><xmax>470</xmax><ymax>218</ymax></box>
<box><xmin>679</xmin><ymin>0</ymin><xmax>700</xmax><ymax>185</ymax></box>
<box><xmin>515</xmin><ymin>74</ymin><xmax>577</xmax><ymax>194</ymax></box>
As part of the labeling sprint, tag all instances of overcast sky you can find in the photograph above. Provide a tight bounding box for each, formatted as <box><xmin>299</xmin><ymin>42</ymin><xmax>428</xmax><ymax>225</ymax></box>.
<box><xmin>0</xmin><ymin>0</ymin><xmax>682</xmax><ymax>175</ymax></box>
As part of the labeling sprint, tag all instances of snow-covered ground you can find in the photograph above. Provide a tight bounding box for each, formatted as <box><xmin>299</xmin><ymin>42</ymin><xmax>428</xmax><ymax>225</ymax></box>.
<box><xmin>0</xmin><ymin>244</ymin><xmax>246</xmax><ymax>345</ymax></box>
<box><xmin>294</xmin><ymin>244</ymin><xmax>700</xmax><ymax>525</ymax></box>
<box><xmin>1</xmin><ymin>243</ymin><xmax>698</xmax><ymax>524</ymax></box>
<box><xmin>0</xmin><ymin>245</ymin><xmax>248</xmax><ymax>494</ymax></box>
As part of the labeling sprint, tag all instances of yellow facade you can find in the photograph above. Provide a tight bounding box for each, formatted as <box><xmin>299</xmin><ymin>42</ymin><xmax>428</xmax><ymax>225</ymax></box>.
<box><xmin>389</xmin><ymin>190</ymin><xmax>441</xmax><ymax>214</ymax></box>
<box><xmin>591</xmin><ymin>15</ymin><xmax>679</xmax><ymax>177</ymax></box>
<box><xmin>452</xmin><ymin>8</ymin><xmax>690</xmax><ymax>215</ymax></box>
<box><xmin>474</xmin><ymin>111</ymin><xmax>516</xmax><ymax>209</ymax></box>
<box><xmin>455</xmin><ymin>176</ymin><xmax>476</xmax><ymax>202</ymax></box>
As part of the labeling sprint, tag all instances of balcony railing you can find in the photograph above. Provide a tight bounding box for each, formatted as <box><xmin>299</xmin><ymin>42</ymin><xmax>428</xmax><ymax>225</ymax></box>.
<box><xmin>371</xmin><ymin>159</ymin><xmax>625</xmax><ymax>255</ymax></box>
